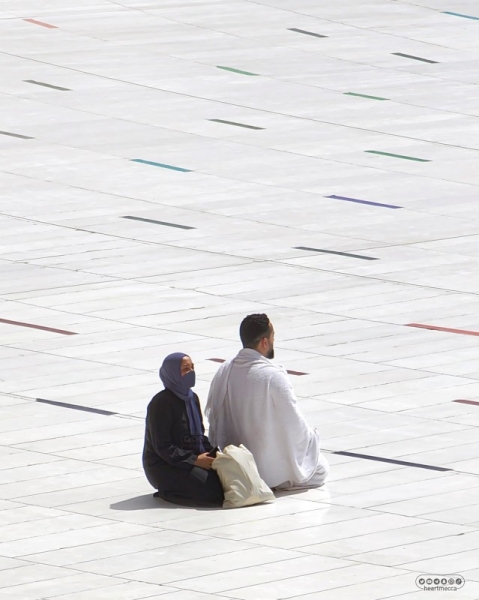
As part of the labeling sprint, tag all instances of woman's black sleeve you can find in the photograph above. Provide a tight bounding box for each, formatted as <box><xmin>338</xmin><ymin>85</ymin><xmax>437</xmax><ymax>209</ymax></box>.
<box><xmin>147</xmin><ymin>399</ymin><xmax>197</xmax><ymax>469</ymax></box>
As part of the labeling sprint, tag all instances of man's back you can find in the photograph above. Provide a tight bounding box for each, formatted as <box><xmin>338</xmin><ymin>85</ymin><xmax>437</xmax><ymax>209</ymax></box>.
<box><xmin>207</xmin><ymin>348</ymin><xmax>321</xmax><ymax>488</ymax></box>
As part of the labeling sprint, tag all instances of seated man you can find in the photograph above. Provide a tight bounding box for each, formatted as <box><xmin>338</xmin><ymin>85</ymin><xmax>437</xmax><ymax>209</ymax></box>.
<box><xmin>206</xmin><ymin>314</ymin><xmax>329</xmax><ymax>490</ymax></box>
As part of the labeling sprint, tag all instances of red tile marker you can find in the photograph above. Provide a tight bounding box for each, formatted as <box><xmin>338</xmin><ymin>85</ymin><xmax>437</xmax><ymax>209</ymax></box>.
<box><xmin>207</xmin><ymin>358</ymin><xmax>307</xmax><ymax>375</ymax></box>
<box><xmin>453</xmin><ymin>399</ymin><xmax>479</xmax><ymax>407</ymax></box>
<box><xmin>0</xmin><ymin>318</ymin><xmax>76</xmax><ymax>335</ymax></box>
<box><xmin>24</xmin><ymin>18</ymin><xmax>57</xmax><ymax>28</ymax></box>
<box><xmin>407</xmin><ymin>323</ymin><xmax>479</xmax><ymax>337</ymax></box>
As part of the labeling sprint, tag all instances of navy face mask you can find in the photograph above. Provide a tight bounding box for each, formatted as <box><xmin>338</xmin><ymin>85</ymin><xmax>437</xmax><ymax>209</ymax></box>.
<box><xmin>182</xmin><ymin>370</ymin><xmax>196</xmax><ymax>389</ymax></box>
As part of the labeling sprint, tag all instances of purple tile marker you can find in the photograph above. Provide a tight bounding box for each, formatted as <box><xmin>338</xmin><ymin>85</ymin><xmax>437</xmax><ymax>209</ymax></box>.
<box><xmin>326</xmin><ymin>195</ymin><xmax>402</xmax><ymax>209</ymax></box>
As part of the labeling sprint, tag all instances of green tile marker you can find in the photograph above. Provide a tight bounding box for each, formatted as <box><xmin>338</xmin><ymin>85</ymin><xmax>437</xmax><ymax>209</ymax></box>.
<box><xmin>217</xmin><ymin>66</ymin><xmax>259</xmax><ymax>76</ymax></box>
<box><xmin>345</xmin><ymin>92</ymin><xmax>389</xmax><ymax>101</ymax></box>
<box><xmin>208</xmin><ymin>119</ymin><xmax>264</xmax><ymax>130</ymax></box>
<box><xmin>443</xmin><ymin>11</ymin><xmax>479</xmax><ymax>20</ymax></box>
<box><xmin>365</xmin><ymin>150</ymin><xmax>430</xmax><ymax>163</ymax></box>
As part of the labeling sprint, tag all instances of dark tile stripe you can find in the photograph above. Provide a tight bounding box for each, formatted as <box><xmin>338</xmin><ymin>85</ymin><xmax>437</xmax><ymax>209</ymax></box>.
<box><xmin>0</xmin><ymin>130</ymin><xmax>34</xmax><ymax>140</ymax></box>
<box><xmin>208</xmin><ymin>119</ymin><xmax>264</xmax><ymax>130</ymax></box>
<box><xmin>334</xmin><ymin>451</ymin><xmax>451</xmax><ymax>472</ymax></box>
<box><xmin>130</xmin><ymin>158</ymin><xmax>191</xmax><ymax>172</ymax></box>
<box><xmin>454</xmin><ymin>399</ymin><xmax>479</xmax><ymax>406</ymax></box>
<box><xmin>326</xmin><ymin>194</ymin><xmax>402</xmax><ymax>209</ymax></box>
<box><xmin>24</xmin><ymin>18</ymin><xmax>57</xmax><ymax>28</ymax></box>
<box><xmin>288</xmin><ymin>28</ymin><xmax>328</xmax><ymax>38</ymax></box>
<box><xmin>392</xmin><ymin>52</ymin><xmax>438</xmax><ymax>64</ymax></box>
<box><xmin>122</xmin><ymin>215</ymin><xmax>195</xmax><ymax>230</ymax></box>
<box><xmin>24</xmin><ymin>80</ymin><xmax>71</xmax><ymax>91</ymax></box>
<box><xmin>407</xmin><ymin>323</ymin><xmax>479</xmax><ymax>337</ymax></box>
<box><xmin>36</xmin><ymin>398</ymin><xmax>117</xmax><ymax>416</ymax></box>
<box><xmin>0</xmin><ymin>318</ymin><xmax>76</xmax><ymax>335</ymax></box>
<box><xmin>295</xmin><ymin>246</ymin><xmax>378</xmax><ymax>261</ymax></box>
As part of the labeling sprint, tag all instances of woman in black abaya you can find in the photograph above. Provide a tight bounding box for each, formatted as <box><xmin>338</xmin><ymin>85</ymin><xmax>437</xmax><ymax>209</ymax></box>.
<box><xmin>142</xmin><ymin>353</ymin><xmax>223</xmax><ymax>507</ymax></box>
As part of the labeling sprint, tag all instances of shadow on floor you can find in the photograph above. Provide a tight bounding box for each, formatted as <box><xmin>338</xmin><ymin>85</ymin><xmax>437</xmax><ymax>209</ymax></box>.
<box><xmin>110</xmin><ymin>494</ymin><xmax>219</xmax><ymax>511</ymax></box>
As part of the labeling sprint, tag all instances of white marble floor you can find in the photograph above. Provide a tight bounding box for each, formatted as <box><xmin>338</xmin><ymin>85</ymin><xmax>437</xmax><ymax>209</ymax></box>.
<box><xmin>1</xmin><ymin>0</ymin><xmax>479</xmax><ymax>598</ymax></box>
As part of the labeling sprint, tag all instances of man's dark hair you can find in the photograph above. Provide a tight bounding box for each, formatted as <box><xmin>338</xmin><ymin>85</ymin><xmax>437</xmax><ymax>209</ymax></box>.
<box><xmin>240</xmin><ymin>313</ymin><xmax>271</xmax><ymax>349</ymax></box>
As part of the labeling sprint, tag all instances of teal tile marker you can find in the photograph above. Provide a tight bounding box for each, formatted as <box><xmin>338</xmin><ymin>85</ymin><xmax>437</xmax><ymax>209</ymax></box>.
<box><xmin>131</xmin><ymin>159</ymin><xmax>192</xmax><ymax>172</ymax></box>
<box><xmin>345</xmin><ymin>92</ymin><xmax>389</xmax><ymax>101</ymax></box>
<box><xmin>365</xmin><ymin>150</ymin><xmax>430</xmax><ymax>163</ymax></box>
<box><xmin>443</xmin><ymin>11</ymin><xmax>479</xmax><ymax>20</ymax></box>
<box><xmin>217</xmin><ymin>66</ymin><xmax>259</xmax><ymax>76</ymax></box>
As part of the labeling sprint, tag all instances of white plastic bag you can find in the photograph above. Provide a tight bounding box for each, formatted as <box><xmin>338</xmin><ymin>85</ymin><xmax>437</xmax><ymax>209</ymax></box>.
<box><xmin>212</xmin><ymin>444</ymin><xmax>275</xmax><ymax>509</ymax></box>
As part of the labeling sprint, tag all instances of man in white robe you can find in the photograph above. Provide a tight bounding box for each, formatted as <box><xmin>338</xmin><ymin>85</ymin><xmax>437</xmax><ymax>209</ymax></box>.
<box><xmin>206</xmin><ymin>314</ymin><xmax>329</xmax><ymax>490</ymax></box>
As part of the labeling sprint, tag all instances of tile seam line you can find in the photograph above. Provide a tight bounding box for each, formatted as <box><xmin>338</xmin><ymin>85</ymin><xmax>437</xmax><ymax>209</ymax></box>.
<box><xmin>240</xmin><ymin>0</ymin><xmax>478</xmax><ymax>56</ymax></box>
<box><xmin>3</xmin><ymin>53</ymin><xmax>479</xmax><ymax>154</ymax></box>
<box><xmin>395</xmin><ymin>545</ymin><xmax>479</xmax><ymax>568</ymax></box>
<box><xmin>189</xmin><ymin>507</ymin><xmax>401</xmax><ymax>538</ymax></box>
<box><xmin>149</xmin><ymin>557</ymin><xmax>353</xmax><ymax>590</ymax></box>
<box><xmin>8</xmin><ymin>396</ymin><xmax>468</xmax><ymax>471</ymax></box>
<box><xmin>2</xmin><ymin>219</ymin><xmax>479</xmax><ymax>301</ymax></box>
<box><xmin>48</xmin><ymin>0</ymin><xmax>478</xmax><ymax>60</ymax></box>
<box><xmin>113</xmin><ymin>551</ymin><xmax>333</xmax><ymax>585</ymax></box>
<box><xmin>1</xmin><ymin>175</ymin><xmax>419</xmax><ymax>243</ymax></box>
<box><xmin>6</xmin><ymin>246</ymin><xmax>479</xmax><ymax>330</ymax></box>
<box><xmin>6</xmin><ymin>471</ymin><xmax>147</xmax><ymax>503</ymax></box>
<box><xmin>0</xmin><ymin>207</ymin><xmax>405</xmax><ymax>277</ymax></box>
<box><xmin>6</xmin><ymin>74</ymin><xmax>479</xmax><ymax>157</ymax></box>
<box><xmin>7</xmin><ymin>64</ymin><xmax>479</xmax><ymax>141</ymax></box>
<box><xmin>6</xmin><ymin>250</ymin><xmax>479</xmax><ymax>330</ymax></box>
<box><xmin>23</xmin><ymin>541</ymin><xmax>273</xmax><ymax>578</ymax></box>
<box><xmin>4</xmin><ymin>126</ymin><xmax>479</xmax><ymax>230</ymax></box>
<box><xmin>7</xmin><ymin>122</ymin><xmax>479</xmax><ymax>196</ymax></box>
<box><xmin>9</xmin><ymin>399</ymin><xmax>474</xmax><ymax>477</ymax></box>
<box><xmin>6</xmin><ymin>438</ymin><xmax>146</xmax><ymax>474</ymax></box>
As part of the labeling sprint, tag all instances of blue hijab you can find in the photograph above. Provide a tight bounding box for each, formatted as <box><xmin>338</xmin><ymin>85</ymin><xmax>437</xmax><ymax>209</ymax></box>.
<box><xmin>159</xmin><ymin>353</ymin><xmax>204</xmax><ymax>441</ymax></box>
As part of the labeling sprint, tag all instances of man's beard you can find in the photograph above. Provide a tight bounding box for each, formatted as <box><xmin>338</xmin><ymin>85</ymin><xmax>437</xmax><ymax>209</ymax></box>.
<box><xmin>267</xmin><ymin>347</ymin><xmax>274</xmax><ymax>359</ymax></box>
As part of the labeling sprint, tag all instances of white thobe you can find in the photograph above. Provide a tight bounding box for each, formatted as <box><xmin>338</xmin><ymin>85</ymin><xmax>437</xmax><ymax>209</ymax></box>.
<box><xmin>205</xmin><ymin>348</ymin><xmax>329</xmax><ymax>489</ymax></box>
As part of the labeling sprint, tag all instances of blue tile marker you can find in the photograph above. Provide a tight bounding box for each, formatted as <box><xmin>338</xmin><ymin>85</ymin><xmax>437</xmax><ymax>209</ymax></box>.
<box><xmin>443</xmin><ymin>11</ymin><xmax>479</xmax><ymax>20</ymax></box>
<box><xmin>131</xmin><ymin>159</ymin><xmax>192</xmax><ymax>172</ymax></box>
<box><xmin>326</xmin><ymin>194</ymin><xmax>402</xmax><ymax>209</ymax></box>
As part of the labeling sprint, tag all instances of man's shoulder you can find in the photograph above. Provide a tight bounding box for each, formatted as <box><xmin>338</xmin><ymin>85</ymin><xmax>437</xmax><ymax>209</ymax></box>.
<box><xmin>268</xmin><ymin>365</ymin><xmax>293</xmax><ymax>392</ymax></box>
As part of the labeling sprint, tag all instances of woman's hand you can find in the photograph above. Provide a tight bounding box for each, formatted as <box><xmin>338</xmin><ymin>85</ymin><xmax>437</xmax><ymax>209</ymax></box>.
<box><xmin>194</xmin><ymin>453</ymin><xmax>215</xmax><ymax>470</ymax></box>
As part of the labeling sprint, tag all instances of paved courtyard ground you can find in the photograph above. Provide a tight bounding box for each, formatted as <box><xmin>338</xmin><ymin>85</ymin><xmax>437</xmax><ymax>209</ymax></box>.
<box><xmin>1</xmin><ymin>1</ymin><xmax>479</xmax><ymax>598</ymax></box>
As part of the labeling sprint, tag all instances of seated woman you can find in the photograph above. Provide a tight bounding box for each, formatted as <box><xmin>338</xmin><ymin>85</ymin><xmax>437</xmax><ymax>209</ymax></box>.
<box><xmin>142</xmin><ymin>352</ymin><xmax>224</xmax><ymax>507</ymax></box>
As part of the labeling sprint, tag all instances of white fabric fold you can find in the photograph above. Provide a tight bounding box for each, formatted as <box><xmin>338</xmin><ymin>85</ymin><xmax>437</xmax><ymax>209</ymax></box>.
<box><xmin>206</xmin><ymin>348</ymin><xmax>322</xmax><ymax>489</ymax></box>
